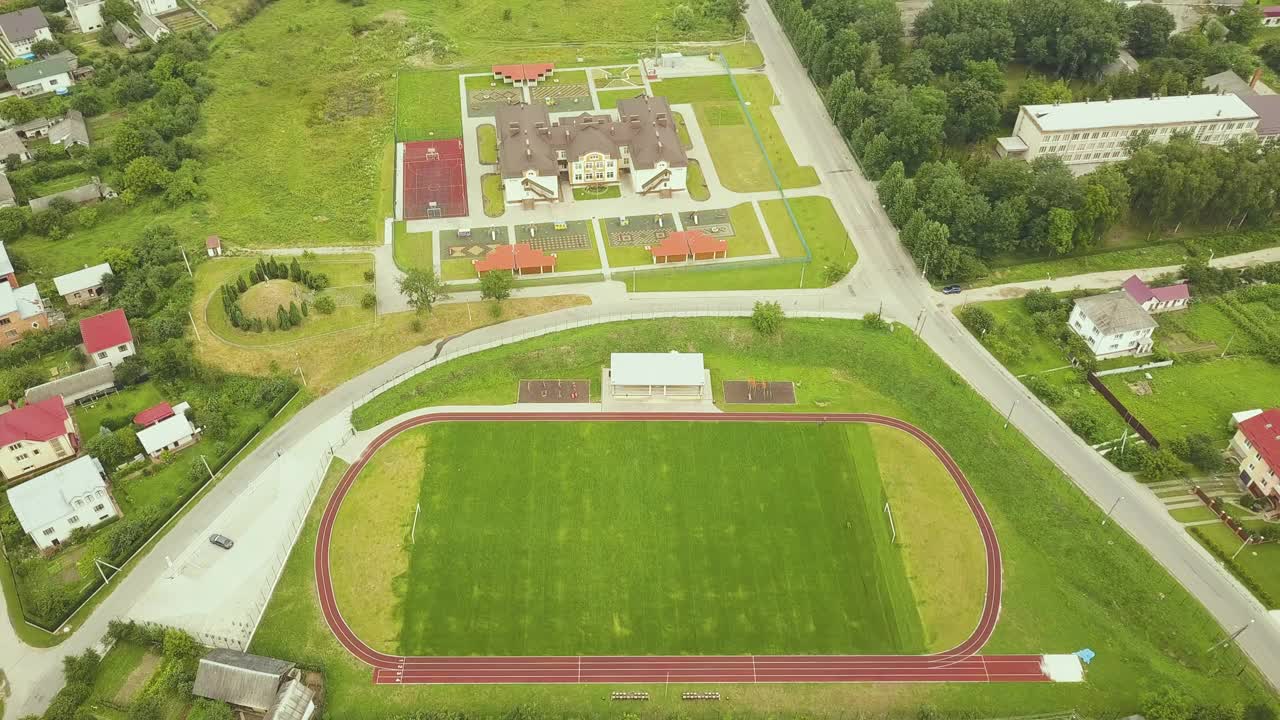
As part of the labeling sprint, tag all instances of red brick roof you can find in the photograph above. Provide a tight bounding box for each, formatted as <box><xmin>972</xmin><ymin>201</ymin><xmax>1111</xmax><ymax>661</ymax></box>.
<box><xmin>492</xmin><ymin>63</ymin><xmax>555</xmax><ymax>83</ymax></box>
<box><xmin>473</xmin><ymin>243</ymin><xmax>556</xmax><ymax>273</ymax></box>
<box><xmin>80</xmin><ymin>308</ymin><xmax>133</xmax><ymax>354</ymax></box>
<box><xmin>0</xmin><ymin>395</ymin><xmax>69</xmax><ymax>447</ymax></box>
<box><xmin>133</xmin><ymin>402</ymin><xmax>174</xmax><ymax>428</ymax></box>
<box><xmin>1240</xmin><ymin>409</ymin><xmax>1280</xmax><ymax>478</ymax></box>
<box><xmin>649</xmin><ymin>230</ymin><xmax>727</xmax><ymax>260</ymax></box>
<box><xmin>205</xmin><ymin>235</ymin><xmax>221</xmax><ymax>249</ymax></box>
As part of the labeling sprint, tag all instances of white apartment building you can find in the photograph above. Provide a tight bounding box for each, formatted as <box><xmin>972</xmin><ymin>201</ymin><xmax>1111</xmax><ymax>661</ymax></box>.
<box><xmin>997</xmin><ymin>94</ymin><xmax>1260</xmax><ymax>167</ymax></box>
<box><xmin>1067</xmin><ymin>292</ymin><xmax>1158</xmax><ymax>359</ymax></box>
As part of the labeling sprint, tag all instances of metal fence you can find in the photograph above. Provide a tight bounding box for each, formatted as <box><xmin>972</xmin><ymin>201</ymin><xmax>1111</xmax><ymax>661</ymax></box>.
<box><xmin>1086</xmin><ymin>372</ymin><xmax>1160</xmax><ymax>450</ymax></box>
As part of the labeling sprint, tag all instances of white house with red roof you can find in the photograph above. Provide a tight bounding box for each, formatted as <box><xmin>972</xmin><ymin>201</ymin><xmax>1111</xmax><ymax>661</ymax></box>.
<box><xmin>1231</xmin><ymin>408</ymin><xmax>1280</xmax><ymax>516</ymax></box>
<box><xmin>80</xmin><ymin>308</ymin><xmax>135</xmax><ymax>368</ymax></box>
<box><xmin>136</xmin><ymin>401</ymin><xmax>199</xmax><ymax>460</ymax></box>
<box><xmin>1264</xmin><ymin>6</ymin><xmax>1280</xmax><ymax>27</ymax></box>
<box><xmin>1121</xmin><ymin>275</ymin><xmax>1190</xmax><ymax>313</ymax></box>
<box><xmin>0</xmin><ymin>395</ymin><xmax>78</xmax><ymax>480</ymax></box>
<box><xmin>6</xmin><ymin>455</ymin><xmax>116</xmax><ymax>550</ymax></box>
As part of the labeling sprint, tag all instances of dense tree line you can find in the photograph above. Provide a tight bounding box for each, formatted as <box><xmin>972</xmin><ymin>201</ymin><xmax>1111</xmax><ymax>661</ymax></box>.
<box><xmin>220</xmin><ymin>257</ymin><xmax>329</xmax><ymax>332</ymax></box>
<box><xmin>770</xmin><ymin>0</ymin><xmax>1280</xmax><ymax>280</ymax></box>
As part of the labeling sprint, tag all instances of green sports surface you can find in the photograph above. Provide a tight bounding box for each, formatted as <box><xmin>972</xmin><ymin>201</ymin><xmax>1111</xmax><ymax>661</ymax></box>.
<box><xmin>386</xmin><ymin>421</ymin><xmax>925</xmax><ymax>656</ymax></box>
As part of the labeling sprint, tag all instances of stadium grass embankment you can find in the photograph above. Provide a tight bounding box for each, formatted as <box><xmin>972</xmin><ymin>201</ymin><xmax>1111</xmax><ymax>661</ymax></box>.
<box><xmin>252</xmin><ymin>319</ymin><xmax>1275</xmax><ymax>718</ymax></box>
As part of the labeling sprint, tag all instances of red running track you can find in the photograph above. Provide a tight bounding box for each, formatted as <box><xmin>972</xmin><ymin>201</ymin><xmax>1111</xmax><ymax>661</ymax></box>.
<box><xmin>315</xmin><ymin>412</ymin><xmax>1052</xmax><ymax>685</ymax></box>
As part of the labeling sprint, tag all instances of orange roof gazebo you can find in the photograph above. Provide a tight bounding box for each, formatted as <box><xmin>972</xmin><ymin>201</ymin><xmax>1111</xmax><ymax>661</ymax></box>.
<box><xmin>473</xmin><ymin>243</ymin><xmax>557</xmax><ymax>275</ymax></box>
<box><xmin>649</xmin><ymin>230</ymin><xmax>728</xmax><ymax>263</ymax></box>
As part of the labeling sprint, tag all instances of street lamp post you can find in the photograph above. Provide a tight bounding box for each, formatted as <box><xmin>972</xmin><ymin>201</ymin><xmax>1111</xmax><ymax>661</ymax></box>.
<box><xmin>1003</xmin><ymin>397</ymin><xmax>1019</xmax><ymax>429</ymax></box>
<box><xmin>1102</xmin><ymin>495</ymin><xmax>1125</xmax><ymax>526</ymax></box>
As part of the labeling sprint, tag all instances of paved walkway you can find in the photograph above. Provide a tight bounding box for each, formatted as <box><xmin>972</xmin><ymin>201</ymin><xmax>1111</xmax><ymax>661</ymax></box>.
<box><xmin>938</xmin><ymin>246</ymin><xmax>1280</xmax><ymax>307</ymax></box>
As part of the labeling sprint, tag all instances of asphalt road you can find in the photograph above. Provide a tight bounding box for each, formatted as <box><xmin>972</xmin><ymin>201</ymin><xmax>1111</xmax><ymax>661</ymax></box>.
<box><xmin>3</xmin><ymin>2</ymin><xmax>1279</xmax><ymax>714</ymax></box>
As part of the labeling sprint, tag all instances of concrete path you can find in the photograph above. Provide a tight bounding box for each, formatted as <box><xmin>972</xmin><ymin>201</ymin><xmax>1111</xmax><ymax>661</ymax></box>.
<box><xmin>938</xmin><ymin>245</ymin><xmax>1280</xmax><ymax>307</ymax></box>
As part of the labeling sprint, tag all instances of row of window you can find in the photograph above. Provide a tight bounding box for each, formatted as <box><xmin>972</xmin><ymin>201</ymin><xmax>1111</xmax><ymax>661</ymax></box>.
<box><xmin>1041</xmin><ymin>121</ymin><xmax>1252</xmax><ymax>144</ymax></box>
<box><xmin>40</xmin><ymin>505</ymin><xmax>108</xmax><ymax>536</ymax></box>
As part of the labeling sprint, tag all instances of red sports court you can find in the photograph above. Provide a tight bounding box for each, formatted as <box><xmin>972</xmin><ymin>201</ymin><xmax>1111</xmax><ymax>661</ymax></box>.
<box><xmin>402</xmin><ymin>139</ymin><xmax>468</xmax><ymax>220</ymax></box>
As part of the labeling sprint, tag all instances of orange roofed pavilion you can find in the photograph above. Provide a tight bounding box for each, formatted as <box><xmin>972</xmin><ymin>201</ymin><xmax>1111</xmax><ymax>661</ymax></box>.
<box><xmin>491</xmin><ymin>63</ymin><xmax>555</xmax><ymax>86</ymax></box>
<box><xmin>473</xmin><ymin>243</ymin><xmax>557</xmax><ymax>276</ymax></box>
<box><xmin>649</xmin><ymin>230</ymin><xmax>728</xmax><ymax>264</ymax></box>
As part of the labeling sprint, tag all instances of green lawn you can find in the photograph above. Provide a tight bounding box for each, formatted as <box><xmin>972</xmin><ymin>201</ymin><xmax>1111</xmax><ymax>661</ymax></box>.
<box><xmin>1190</xmin><ymin>523</ymin><xmax>1280</xmax><ymax>608</ymax></box>
<box><xmin>550</xmin><ymin>245</ymin><xmax>602</xmax><ymax>273</ymax></box>
<box><xmin>1100</xmin><ymin>357</ymin><xmax>1280</xmax><ymax>443</ymax></box>
<box><xmin>976</xmin><ymin>229</ymin><xmax>1280</xmax><ymax>287</ymax></box>
<box><xmin>687</xmin><ymin>159</ymin><xmax>709</xmax><ymax>201</ymax></box>
<box><xmin>337</xmin><ymin>421</ymin><xmax>926</xmax><ymax>656</ymax></box>
<box><xmin>571</xmin><ymin>185</ymin><xmax>621</xmax><ymax>200</ymax></box>
<box><xmin>201</xmin><ymin>257</ymin><xmax>376</xmax><ymax>346</ymax></box>
<box><xmin>630</xmin><ymin>197</ymin><xmax>855</xmax><ymax>291</ymax></box>
<box><xmin>392</xmin><ymin>222</ymin><xmax>433</xmax><ymax>272</ymax></box>
<box><xmin>714</xmin><ymin>42</ymin><xmax>765</xmax><ymax>67</ymax></box>
<box><xmin>476</xmin><ymin>123</ymin><xmax>496</xmax><ymax>164</ymax></box>
<box><xmin>397</xmin><ymin>69</ymin><xmax>464</xmax><ymax>141</ymax></box>
<box><xmin>674</xmin><ymin>73</ymin><xmax>818</xmax><ymax>192</ymax></box>
<box><xmin>252</xmin><ymin>318</ymin><xmax>1274</xmax><ymax>719</ymax></box>
<box><xmin>89</xmin><ymin>640</ymin><xmax>150</xmax><ymax>706</ymax></box>
<box><xmin>674</xmin><ymin>110</ymin><xmax>693</xmax><ymax>149</ymax></box>
<box><xmin>481</xmin><ymin>173</ymin><xmax>504</xmax><ymax>218</ymax></box>
<box><xmin>71</xmin><ymin>382</ymin><xmax>166</xmax><ymax>438</ymax></box>
<box><xmin>29</xmin><ymin>171</ymin><xmax>95</xmax><ymax>198</ymax></box>
<box><xmin>595</xmin><ymin>88</ymin><xmax>648</xmax><ymax>110</ymax></box>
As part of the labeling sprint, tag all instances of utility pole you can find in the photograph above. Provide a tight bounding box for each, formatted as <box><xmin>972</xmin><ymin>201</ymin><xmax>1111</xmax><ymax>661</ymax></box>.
<box><xmin>1221</xmin><ymin>332</ymin><xmax>1235</xmax><ymax>358</ymax></box>
<box><xmin>1003</xmin><ymin>397</ymin><xmax>1019</xmax><ymax>429</ymax></box>
<box><xmin>1206</xmin><ymin>619</ymin><xmax>1254</xmax><ymax>653</ymax></box>
<box><xmin>201</xmin><ymin>454</ymin><xmax>214</xmax><ymax>480</ymax></box>
<box><xmin>1232</xmin><ymin>534</ymin><xmax>1254</xmax><ymax>560</ymax></box>
<box><xmin>187</xmin><ymin>311</ymin><xmax>201</xmax><ymax>342</ymax></box>
<box><xmin>799</xmin><ymin>264</ymin><xmax>806</xmax><ymax>289</ymax></box>
<box><xmin>921</xmin><ymin>255</ymin><xmax>929</xmax><ymax>279</ymax></box>
<box><xmin>1102</xmin><ymin>495</ymin><xmax>1125</xmax><ymax>526</ymax></box>
<box><xmin>180</xmin><ymin>248</ymin><xmax>192</xmax><ymax>277</ymax></box>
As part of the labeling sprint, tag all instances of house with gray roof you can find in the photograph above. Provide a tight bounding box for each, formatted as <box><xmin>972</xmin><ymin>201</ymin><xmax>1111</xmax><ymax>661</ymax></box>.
<box><xmin>0</xmin><ymin>129</ymin><xmax>30</xmax><ymax>164</ymax></box>
<box><xmin>496</xmin><ymin>95</ymin><xmax>689</xmax><ymax>207</ymax></box>
<box><xmin>0</xmin><ymin>7</ymin><xmax>52</xmax><ymax>60</ymax></box>
<box><xmin>5</xmin><ymin>54</ymin><xmax>76</xmax><ymax>97</ymax></box>
<box><xmin>29</xmin><ymin>177</ymin><xmax>115</xmax><ymax>212</ymax></box>
<box><xmin>192</xmin><ymin>649</ymin><xmax>316</xmax><ymax>720</ymax></box>
<box><xmin>111</xmin><ymin>21</ymin><xmax>141</xmax><ymax>50</ymax></box>
<box><xmin>10</xmin><ymin>116</ymin><xmax>55</xmax><ymax>139</ymax></box>
<box><xmin>49</xmin><ymin>111</ymin><xmax>89</xmax><ymax>148</ymax></box>
<box><xmin>1068</xmin><ymin>291</ymin><xmax>1158</xmax><ymax>359</ymax></box>
<box><xmin>138</xmin><ymin>13</ymin><xmax>169</xmax><ymax>42</ymax></box>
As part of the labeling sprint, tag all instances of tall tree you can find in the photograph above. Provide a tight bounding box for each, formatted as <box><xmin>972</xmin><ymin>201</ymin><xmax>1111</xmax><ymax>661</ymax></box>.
<box><xmin>1010</xmin><ymin>0</ymin><xmax>1123</xmax><ymax>77</ymax></box>
<box><xmin>1125</xmin><ymin>4</ymin><xmax>1176</xmax><ymax>58</ymax></box>
<box><xmin>1223</xmin><ymin>3</ymin><xmax>1262</xmax><ymax>44</ymax></box>
<box><xmin>914</xmin><ymin>0</ymin><xmax>1015</xmax><ymax>72</ymax></box>
<box><xmin>398</xmin><ymin>269</ymin><xmax>450</xmax><ymax>314</ymax></box>
<box><xmin>945</xmin><ymin>60</ymin><xmax>1007</xmax><ymax>143</ymax></box>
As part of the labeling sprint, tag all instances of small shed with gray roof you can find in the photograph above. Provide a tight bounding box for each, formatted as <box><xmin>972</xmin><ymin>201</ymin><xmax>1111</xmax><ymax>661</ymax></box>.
<box><xmin>0</xmin><ymin>173</ymin><xmax>14</xmax><ymax>209</ymax></box>
<box><xmin>49</xmin><ymin>111</ymin><xmax>89</xmax><ymax>148</ymax></box>
<box><xmin>24</xmin><ymin>365</ymin><xmax>115</xmax><ymax>406</ymax></box>
<box><xmin>0</xmin><ymin>129</ymin><xmax>30</xmax><ymax>163</ymax></box>
<box><xmin>193</xmin><ymin>649</ymin><xmax>296</xmax><ymax>712</ymax></box>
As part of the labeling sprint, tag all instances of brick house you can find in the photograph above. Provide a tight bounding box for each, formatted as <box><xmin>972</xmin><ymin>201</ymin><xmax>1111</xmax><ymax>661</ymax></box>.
<box><xmin>1231</xmin><ymin>408</ymin><xmax>1280</xmax><ymax>516</ymax></box>
<box><xmin>0</xmin><ymin>395</ymin><xmax>79</xmax><ymax>480</ymax></box>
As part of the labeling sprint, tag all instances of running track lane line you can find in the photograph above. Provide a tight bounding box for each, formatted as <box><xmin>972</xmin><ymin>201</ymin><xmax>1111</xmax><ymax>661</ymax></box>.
<box><xmin>313</xmin><ymin>412</ymin><xmax>1049</xmax><ymax>685</ymax></box>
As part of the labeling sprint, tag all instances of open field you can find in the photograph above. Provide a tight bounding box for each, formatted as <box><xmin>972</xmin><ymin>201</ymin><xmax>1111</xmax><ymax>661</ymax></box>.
<box><xmin>71</xmin><ymin>382</ymin><xmax>166</xmax><ymax>438</ymax></box>
<box><xmin>1101</xmin><ymin>357</ymin><xmax>1280</xmax><ymax>443</ymax></box>
<box><xmin>974</xmin><ymin>229</ymin><xmax>1280</xmax><ymax>287</ymax></box>
<box><xmin>202</xmin><ymin>257</ymin><xmax>376</xmax><ymax>346</ymax></box>
<box><xmin>254</xmin><ymin>318</ymin><xmax>1274</xmax><ymax>718</ymax></box>
<box><xmin>1191</xmin><ymin>522</ymin><xmax>1280</xmax><ymax>609</ymax></box>
<box><xmin>189</xmin><ymin>256</ymin><xmax>591</xmax><ymax>393</ymax></box>
<box><xmin>332</xmin><ymin>421</ymin><xmax>936</xmax><ymax>656</ymax></box>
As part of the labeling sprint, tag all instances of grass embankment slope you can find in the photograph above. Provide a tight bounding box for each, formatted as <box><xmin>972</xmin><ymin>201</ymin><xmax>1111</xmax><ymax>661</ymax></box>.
<box><xmin>190</xmin><ymin>257</ymin><xmax>591</xmax><ymax>393</ymax></box>
<box><xmin>253</xmin><ymin>318</ymin><xmax>1274</xmax><ymax>719</ymax></box>
<box><xmin>333</xmin><ymin>421</ymin><xmax>931</xmax><ymax>657</ymax></box>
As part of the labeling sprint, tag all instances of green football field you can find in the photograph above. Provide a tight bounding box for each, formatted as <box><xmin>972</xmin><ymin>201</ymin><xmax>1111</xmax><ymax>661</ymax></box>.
<box><xmin>372</xmin><ymin>421</ymin><xmax>926</xmax><ymax>656</ymax></box>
